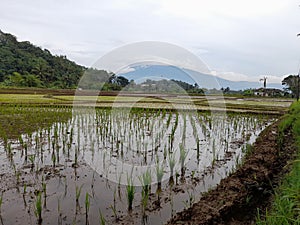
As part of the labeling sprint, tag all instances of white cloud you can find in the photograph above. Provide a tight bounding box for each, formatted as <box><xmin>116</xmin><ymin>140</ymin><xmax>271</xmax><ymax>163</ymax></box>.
<box><xmin>211</xmin><ymin>70</ymin><xmax>286</xmax><ymax>83</ymax></box>
<box><xmin>0</xmin><ymin>0</ymin><xmax>299</xmax><ymax>81</ymax></box>
<box><xmin>157</xmin><ymin>0</ymin><xmax>288</xmax><ymax>20</ymax></box>
<box><xmin>117</xmin><ymin>66</ymin><xmax>136</xmax><ymax>74</ymax></box>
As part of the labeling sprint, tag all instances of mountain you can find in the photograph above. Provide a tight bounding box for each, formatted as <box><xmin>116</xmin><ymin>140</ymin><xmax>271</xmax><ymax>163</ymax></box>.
<box><xmin>0</xmin><ymin>29</ymin><xmax>85</xmax><ymax>88</ymax></box>
<box><xmin>0</xmin><ymin>29</ymin><xmax>282</xmax><ymax>91</ymax></box>
<box><xmin>119</xmin><ymin>64</ymin><xmax>283</xmax><ymax>91</ymax></box>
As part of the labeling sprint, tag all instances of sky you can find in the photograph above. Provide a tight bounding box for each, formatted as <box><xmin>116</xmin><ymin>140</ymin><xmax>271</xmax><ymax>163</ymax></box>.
<box><xmin>0</xmin><ymin>0</ymin><xmax>300</xmax><ymax>83</ymax></box>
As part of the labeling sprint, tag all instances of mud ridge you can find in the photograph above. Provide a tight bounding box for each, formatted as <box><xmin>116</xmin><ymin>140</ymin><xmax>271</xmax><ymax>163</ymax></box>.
<box><xmin>167</xmin><ymin>120</ymin><xmax>297</xmax><ymax>225</ymax></box>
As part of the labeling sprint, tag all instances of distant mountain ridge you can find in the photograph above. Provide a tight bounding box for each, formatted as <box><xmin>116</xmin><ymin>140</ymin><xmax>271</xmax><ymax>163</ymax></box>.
<box><xmin>0</xmin><ymin>30</ymin><xmax>282</xmax><ymax>91</ymax></box>
<box><xmin>119</xmin><ymin>64</ymin><xmax>283</xmax><ymax>91</ymax></box>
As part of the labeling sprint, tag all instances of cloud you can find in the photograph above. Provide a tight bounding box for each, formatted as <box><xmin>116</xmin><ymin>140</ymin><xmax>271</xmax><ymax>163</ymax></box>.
<box><xmin>0</xmin><ymin>0</ymin><xmax>299</xmax><ymax>81</ymax></box>
<box><xmin>211</xmin><ymin>70</ymin><xmax>286</xmax><ymax>84</ymax></box>
<box><xmin>157</xmin><ymin>0</ymin><xmax>288</xmax><ymax>20</ymax></box>
<box><xmin>117</xmin><ymin>66</ymin><xmax>136</xmax><ymax>74</ymax></box>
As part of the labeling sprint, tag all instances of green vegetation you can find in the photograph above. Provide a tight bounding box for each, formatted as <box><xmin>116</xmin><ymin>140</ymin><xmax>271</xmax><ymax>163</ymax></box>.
<box><xmin>139</xmin><ymin>170</ymin><xmax>152</xmax><ymax>214</ymax></box>
<box><xmin>126</xmin><ymin>177</ymin><xmax>135</xmax><ymax>211</ymax></box>
<box><xmin>128</xmin><ymin>78</ymin><xmax>204</xmax><ymax>94</ymax></box>
<box><xmin>168</xmin><ymin>153</ymin><xmax>176</xmax><ymax>177</ymax></box>
<box><xmin>155</xmin><ymin>161</ymin><xmax>164</xmax><ymax>187</ymax></box>
<box><xmin>0</xmin><ymin>192</ymin><xmax>3</xmax><ymax>214</ymax></box>
<box><xmin>257</xmin><ymin>101</ymin><xmax>300</xmax><ymax>224</ymax></box>
<box><xmin>0</xmin><ymin>30</ymin><xmax>84</xmax><ymax>88</ymax></box>
<box><xmin>34</xmin><ymin>191</ymin><xmax>43</xmax><ymax>224</ymax></box>
<box><xmin>0</xmin><ymin>98</ymin><xmax>282</xmax><ymax>224</ymax></box>
<box><xmin>179</xmin><ymin>143</ymin><xmax>188</xmax><ymax>174</ymax></box>
<box><xmin>282</xmin><ymin>75</ymin><xmax>299</xmax><ymax>99</ymax></box>
<box><xmin>99</xmin><ymin>209</ymin><xmax>106</xmax><ymax>225</ymax></box>
<box><xmin>0</xmin><ymin>30</ymin><xmax>204</xmax><ymax>93</ymax></box>
<box><xmin>0</xmin><ymin>104</ymin><xmax>71</xmax><ymax>139</ymax></box>
<box><xmin>85</xmin><ymin>192</ymin><xmax>90</xmax><ymax>219</ymax></box>
<box><xmin>0</xmin><ymin>30</ymin><xmax>129</xmax><ymax>89</ymax></box>
<box><xmin>75</xmin><ymin>185</ymin><xmax>83</xmax><ymax>203</ymax></box>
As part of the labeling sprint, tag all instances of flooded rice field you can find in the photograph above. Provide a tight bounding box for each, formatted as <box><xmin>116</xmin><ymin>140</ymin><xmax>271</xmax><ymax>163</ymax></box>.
<box><xmin>0</xmin><ymin>105</ymin><xmax>277</xmax><ymax>225</ymax></box>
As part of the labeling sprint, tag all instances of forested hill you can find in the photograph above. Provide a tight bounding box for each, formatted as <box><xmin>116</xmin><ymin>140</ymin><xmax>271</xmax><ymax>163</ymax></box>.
<box><xmin>0</xmin><ymin>30</ymin><xmax>87</xmax><ymax>88</ymax></box>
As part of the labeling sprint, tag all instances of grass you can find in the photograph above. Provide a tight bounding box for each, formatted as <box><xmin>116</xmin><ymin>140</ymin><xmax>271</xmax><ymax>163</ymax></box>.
<box><xmin>256</xmin><ymin>101</ymin><xmax>300</xmax><ymax>224</ymax></box>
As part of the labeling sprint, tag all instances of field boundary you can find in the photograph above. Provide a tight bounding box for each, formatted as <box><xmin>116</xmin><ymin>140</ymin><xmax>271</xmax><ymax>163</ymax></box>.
<box><xmin>167</xmin><ymin>117</ymin><xmax>298</xmax><ymax>225</ymax></box>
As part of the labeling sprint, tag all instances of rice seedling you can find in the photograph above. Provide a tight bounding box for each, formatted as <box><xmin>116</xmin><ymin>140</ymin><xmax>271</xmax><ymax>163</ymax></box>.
<box><xmin>0</xmin><ymin>103</ymin><xmax>278</xmax><ymax>225</ymax></box>
<box><xmin>23</xmin><ymin>184</ymin><xmax>27</xmax><ymax>194</ymax></box>
<box><xmin>187</xmin><ymin>190</ymin><xmax>195</xmax><ymax>208</ymax></box>
<box><xmin>155</xmin><ymin>161</ymin><xmax>164</xmax><ymax>188</ymax></box>
<box><xmin>6</xmin><ymin>142</ymin><xmax>13</xmax><ymax>159</ymax></box>
<box><xmin>51</xmin><ymin>150</ymin><xmax>56</xmax><ymax>167</ymax></box>
<box><xmin>139</xmin><ymin>170</ymin><xmax>152</xmax><ymax>214</ymax></box>
<box><xmin>175</xmin><ymin>171</ymin><xmax>180</xmax><ymax>185</ymax></box>
<box><xmin>0</xmin><ymin>192</ymin><xmax>3</xmax><ymax>214</ymax></box>
<box><xmin>196</xmin><ymin>137</ymin><xmax>200</xmax><ymax>160</ymax></box>
<box><xmin>75</xmin><ymin>185</ymin><xmax>83</xmax><ymax>203</ymax></box>
<box><xmin>179</xmin><ymin>143</ymin><xmax>188</xmax><ymax>175</ymax></box>
<box><xmin>191</xmin><ymin>170</ymin><xmax>195</xmax><ymax>180</ymax></box>
<box><xmin>16</xmin><ymin>171</ymin><xmax>21</xmax><ymax>185</ymax></box>
<box><xmin>126</xmin><ymin>177</ymin><xmax>135</xmax><ymax>211</ymax></box>
<box><xmin>57</xmin><ymin>197</ymin><xmax>61</xmax><ymax>216</ymax></box>
<box><xmin>99</xmin><ymin>209</ymin><xmax>106</xmax><ymax>225</ymax></box>
<box><xmin>28</xmin><ymin>154</ymin><xmax>35</xmax><ymax>167</ymax></box>
<box><xmin>168</xmin><ymin>153</ymin><xmax>176</xmax><ymax>177</ymax></box>
<box><xmin>34</xmin><ymin>191</ymin><xmax>43</xmax><ymax>224</ymax></box>
<box><xmin>42</xmin><ymin>182</ymin><xmax>47</xmax><ymax>199</ymax></box>
<box><xmin>110</xmin><ymin>204</ymin><xmax>118</xmax><ymax>222</ymax></box>
<box><xmin>57</xmin><ymin>197</ymin><xmax>62</xmax><ymax>225</ymax></box>
<box><xmin>85</xmin><ymin>192</ymin><xmax>90</xmax><ymax>219</ymax></box>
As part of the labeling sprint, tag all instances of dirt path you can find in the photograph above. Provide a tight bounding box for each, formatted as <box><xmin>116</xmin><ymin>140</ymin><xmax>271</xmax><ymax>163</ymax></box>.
<box><xmin>167</xmin><ymin>120</ymin><xmax>296</xmax><ymax>225</ymax></box>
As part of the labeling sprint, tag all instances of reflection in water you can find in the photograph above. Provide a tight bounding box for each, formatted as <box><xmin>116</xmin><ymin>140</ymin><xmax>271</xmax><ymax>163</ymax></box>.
<box><xmin>0</xmin><ymin>107</ymin><xmax>276</xmax><ymax>224</ymax></box>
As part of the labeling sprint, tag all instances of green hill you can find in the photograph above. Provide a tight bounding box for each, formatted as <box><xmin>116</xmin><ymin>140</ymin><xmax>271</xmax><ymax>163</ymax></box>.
<box><xmin>0</xmin><ymin>30</ymin><xmax>86</xmax><ymax>88</ymax></box>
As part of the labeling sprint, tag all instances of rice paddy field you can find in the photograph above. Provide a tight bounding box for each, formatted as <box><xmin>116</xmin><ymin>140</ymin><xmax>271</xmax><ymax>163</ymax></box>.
<box><xmin>0</xmin><ymin>91</ymin><xmax>294</xmax><ymax>225</ymax></box>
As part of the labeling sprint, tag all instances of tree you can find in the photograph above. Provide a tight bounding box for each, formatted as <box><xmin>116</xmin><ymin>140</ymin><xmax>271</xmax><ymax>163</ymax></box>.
<box><xmin>115</xmin><ymin>76</ymin><xmax>129</xmax><ymax>87</ymax></box>
<box><xmin>243</xmin><ymin>89</ymin><xmax>254</xmax><ymax>96</ymax></box>
<box><xmin>31</xmin><ymin>57</ymin><xmax>51</xmax><ymax>82</ymax></box>
<box><xmin>282</xmin><ymin>75</ymin><xmax>299</xmax><ymax>99</ymax></box>
<box><xmin>24</xmin><ymin>73</ymin><xmax>42</xmax><ymax>87</ymax></box>
<box><xmin>5</xmin><ymin>72</ymin><xmax>25</xmax><ymax>86</ymax></box>
<box><xmin>221</xmin><ymin>87</ymin><xmax>230</xmax><ymax>94</ymax></box>
<box><xmin>0</xmin><ymin>30</ymin><xmax>85</xmax><ymax>88</ymax></box>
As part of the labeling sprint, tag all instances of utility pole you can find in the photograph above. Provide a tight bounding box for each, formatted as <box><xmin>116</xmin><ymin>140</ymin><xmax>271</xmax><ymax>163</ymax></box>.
<box><xmin>297</xmin><ymin>66</ymin><xmax>300</xmax><ymax>101</ymax></box>
<box><xmin>297</xmin><ymin>3</ymin><xmax>299</xmax><ymax>100</ymax></box>
<box><xmin>298</xmin><ymin>33</ymin><xmax>300</xmax><ymax>101</ymax></box>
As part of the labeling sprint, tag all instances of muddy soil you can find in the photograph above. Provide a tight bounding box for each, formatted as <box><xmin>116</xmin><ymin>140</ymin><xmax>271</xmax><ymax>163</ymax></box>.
<box><xmin>167</xmin><ymin>120</ymin><xmax>297</xmax><ymax>225</ymax></box>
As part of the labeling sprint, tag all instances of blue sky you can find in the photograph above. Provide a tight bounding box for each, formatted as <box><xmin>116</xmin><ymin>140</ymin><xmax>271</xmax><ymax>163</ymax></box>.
<box><xmin>0</xmin><ymin>0</ymin><xmax>299</xmax><ymax>83</ymax></box>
